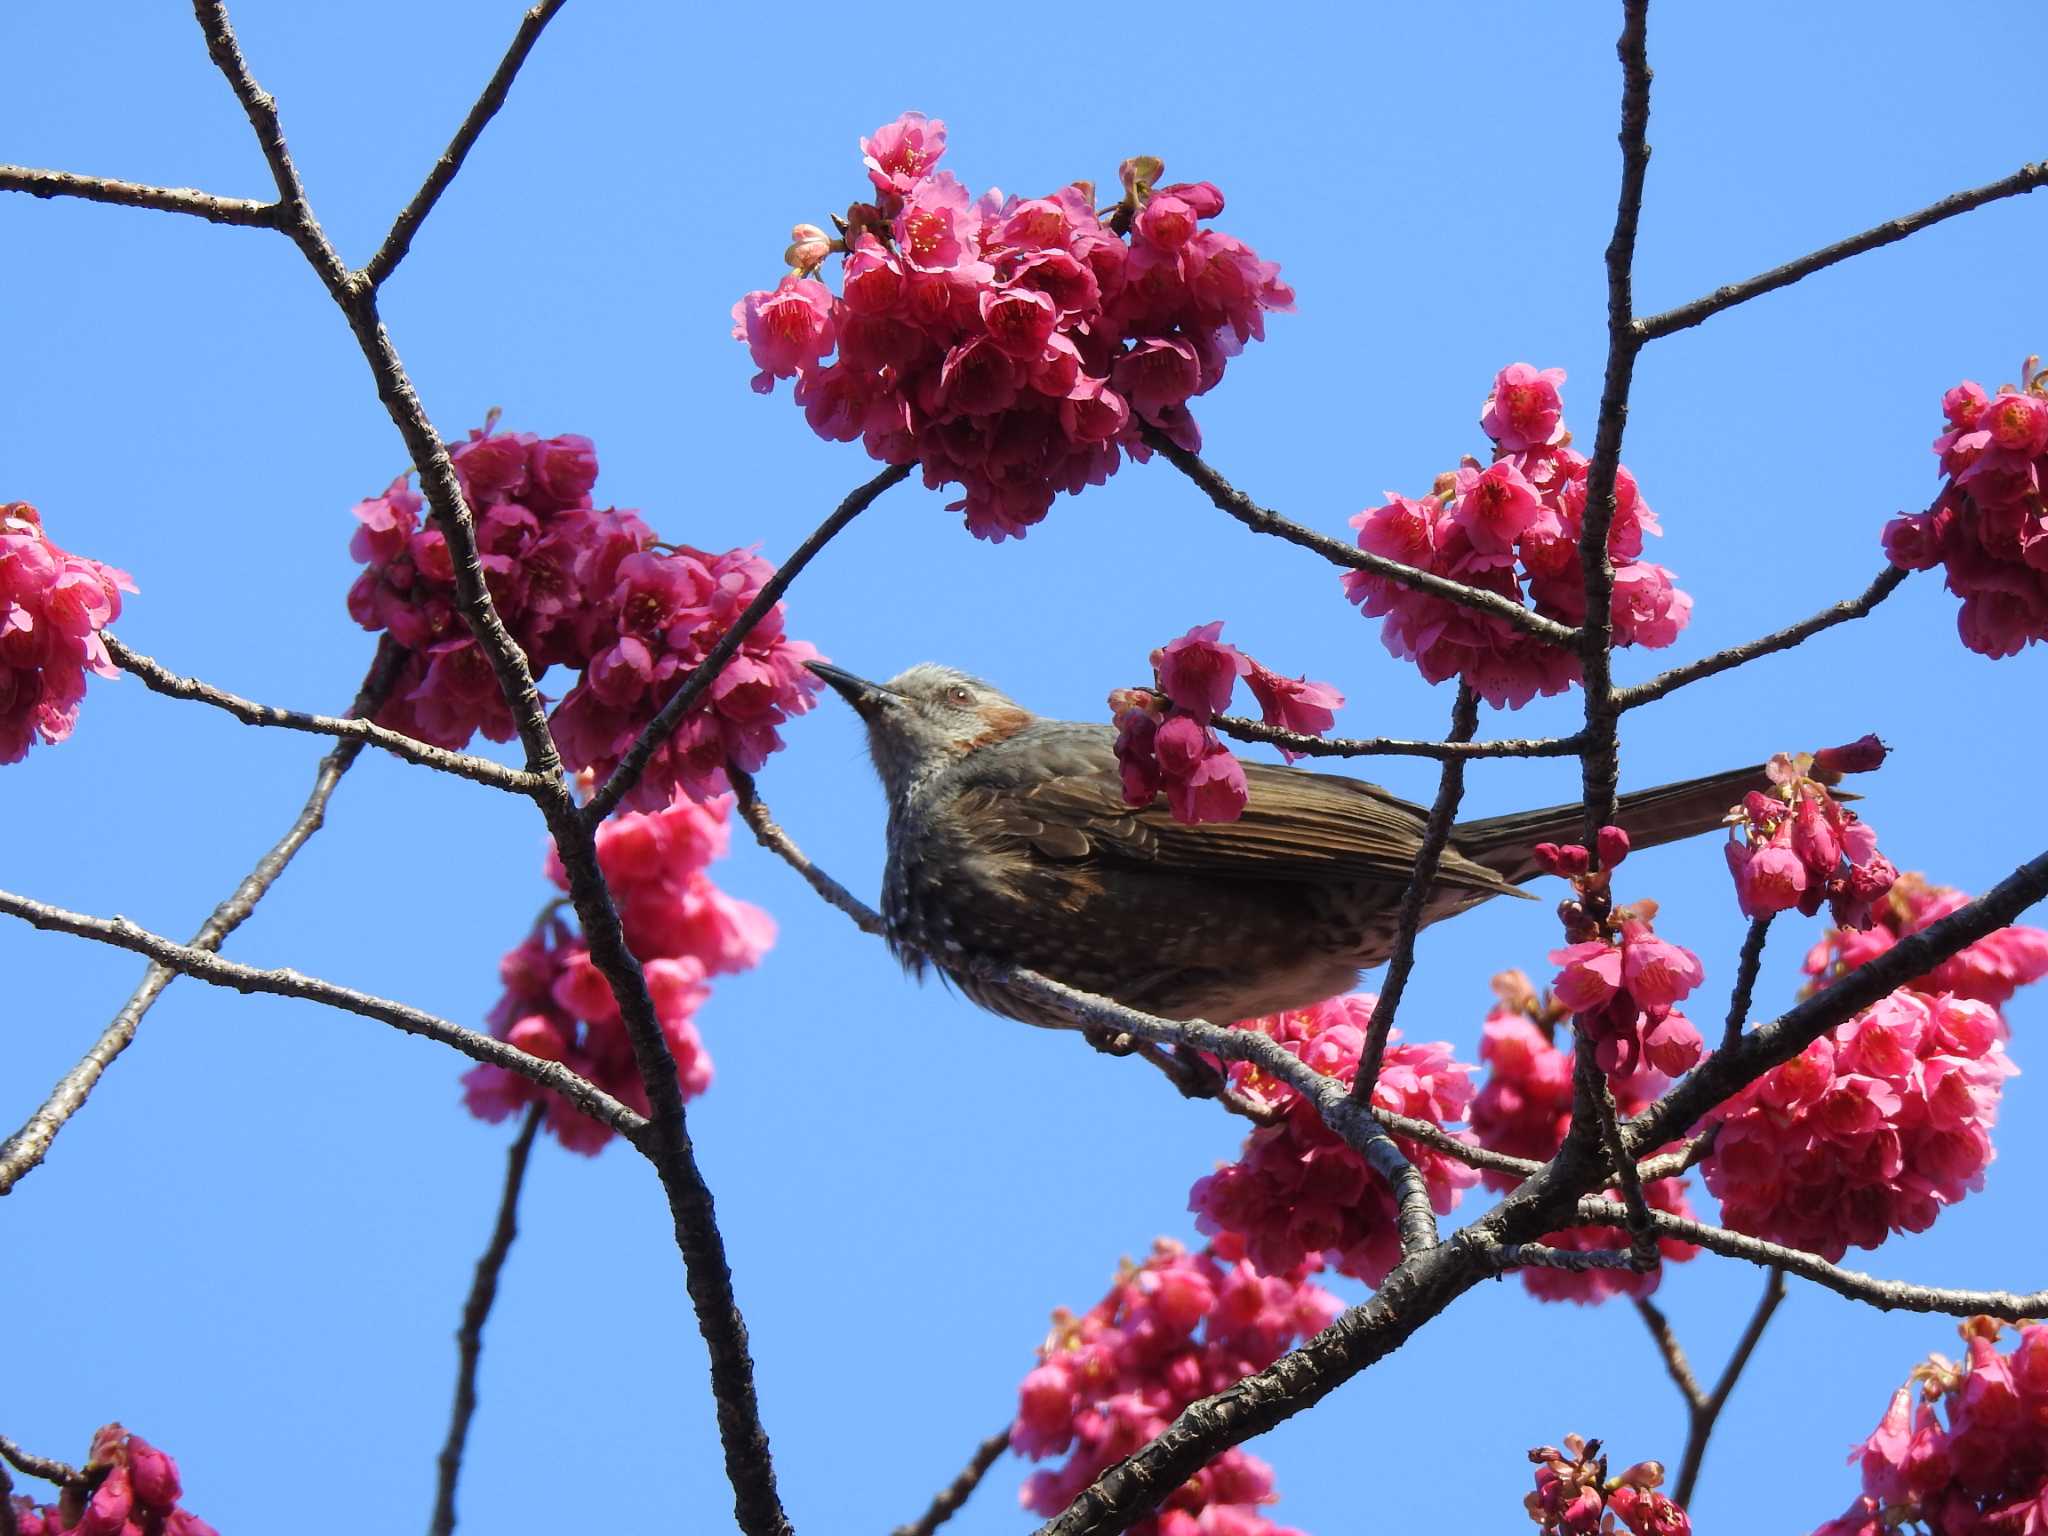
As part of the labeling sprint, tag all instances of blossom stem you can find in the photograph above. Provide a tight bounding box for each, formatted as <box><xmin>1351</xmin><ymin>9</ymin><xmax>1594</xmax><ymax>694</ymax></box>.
<box><xmin>430</xmin><ymin>1103</ymin><xmax>546</xmax><ymax>1536</ymax></box>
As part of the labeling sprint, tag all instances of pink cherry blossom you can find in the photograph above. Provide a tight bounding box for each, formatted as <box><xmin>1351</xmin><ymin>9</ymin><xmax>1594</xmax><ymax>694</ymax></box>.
<box><xmin>8</xmin><ymin>1426</ymin><xmax>218</xmax><ymax>1536</ymax></box>
<box><xmin>0</xmin><ymin>501</ymin><xmax>135</xmax><ymax>764</ymax></box>
<box><xmin>1152</xmin><ymin>621</ymin><xmax>1250</xmax><ymax>721</ymax></box>
<box><xmin>731</xmin><ymin>275</ymin><xmax>838</xmax><ymax>393</ymax></box>
<box><xmin>861</xmin><ymin>111</ymin><xmax>947</xmax><ymax>195</ymax></box>
<box><xmin>1482</xmin><ymin>363</ymin><xmax>1568</xmax><ymax>452</ymax></box>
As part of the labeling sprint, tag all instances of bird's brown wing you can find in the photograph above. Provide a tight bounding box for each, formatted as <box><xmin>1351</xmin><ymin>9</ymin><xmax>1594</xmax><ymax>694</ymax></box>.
<box><xmin>953</xmin><ymin>740</ymin><xmax>1524</xmax><ymax>898</ymax></box>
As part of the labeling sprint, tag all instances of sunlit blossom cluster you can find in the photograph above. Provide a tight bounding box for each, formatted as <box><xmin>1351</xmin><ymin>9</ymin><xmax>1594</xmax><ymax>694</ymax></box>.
<box><xmin>1187</xmin><ymin>994</ymin><xmax>1479</xmax><ymax>1287</ymax></box>
<box><xmin>1724</xmin><ymin>741</ymin><xmax>1897</xmax><ymax>926</ymax></box>
<box><xmin>1526</xmin><ymin>1435</ymin><xmax>1690</xmax><ymax>1536</ymax></box>
<box><xmin>734</xmin><ymin>114</ymin><xmax>1292</xmax><ymax>541</ymax></box>
<box><xmin>1344</xmin><ymin>364</ymin><xmax>1691</xmax><ymax>709</ymax></box>
<box><xmin>9</xmin><ymin>1425</ymin><xmax>217</xmax><ymax>1536</ymax></box>
<box><xmin>462</xmin><ymin>793</ymin><xmax>772</xmax><ymax>1152</ymax></box>
<box><xmin>346</xmin><ymin>422</ymin><xmax>822</xmax><ymax>809</ymax></box>
<box><xmin>0</xmin><ymin>501</ymin><xmax>135</xmax><ymax>763</ymax></box>
<box><xmin>1012</xmin><ymin>1236</ymin><xmax>1337</xmax><ymax>1535</ymax></box>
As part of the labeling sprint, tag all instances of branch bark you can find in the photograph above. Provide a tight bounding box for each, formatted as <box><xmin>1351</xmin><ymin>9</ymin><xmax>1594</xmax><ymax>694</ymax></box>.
<box><xmin>891</xmin><ymin>1427</ymin><xmax>1013</xmax><ymax>1536</ymax></box>
<box><xmin>0</xmin><ymin>163</ymin><xmax>281</xmax><ymax>226</ymax></box>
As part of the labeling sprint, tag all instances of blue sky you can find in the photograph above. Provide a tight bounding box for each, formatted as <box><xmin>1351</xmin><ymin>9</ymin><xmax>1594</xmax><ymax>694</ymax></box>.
<box><xmin>4</xmin><ymin>3</ymin><xmax>2046</xmax><ymax>1532</ymax></box>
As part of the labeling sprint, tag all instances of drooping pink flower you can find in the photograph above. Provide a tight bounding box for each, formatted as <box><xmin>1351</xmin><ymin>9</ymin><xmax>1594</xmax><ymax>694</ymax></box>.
<box><xmin>1152</xmin><ymin>621</ymin><xmax>1249</xmax><ymax>721</ymax></box>
<box><xmin>731</xmin><ymin>275</ymin><xmax>838</xmax><ymax>393</ymax></box>
<box><xmin>0</xmin><ymin>501</ymin><xmax>134</xmax><ymax>765</ymax></box>
<box><xmin>1244</xmin><ymin>662</ymin><xmax>1342</xmax><ymax>755</ymax></box>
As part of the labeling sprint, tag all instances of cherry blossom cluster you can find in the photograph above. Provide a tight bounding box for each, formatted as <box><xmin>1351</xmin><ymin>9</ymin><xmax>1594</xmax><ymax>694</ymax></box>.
<box><xmin>1704</xmin><ymin>875</ymin><xmax>2046</xmax><ymax>1260</ymax></box>
<box><xmin>1540</xmin><ymin>832</ymin><xmax>1709</xmax><ymax>1083</ymax></box>
<box><xmin>0</xmin><ymin>501</ymin><xmax>135</xmax><ymax>765</ymax></box>
<box><xmin>1470</xmin><ymin>972</ymin><xmax>1700</xmax><ymax>1304</ymax></box>
<box><xmin>1526</xmin><ymin>1436</ymin><xmax>1690</xmax><ymax>1536</ymax></box>
<box><xmin>1012</xmin><ymin>1236</ymin><xmax>1337</xmax><ymax>1535</ymax></box>
<box><xmin>1108</xmin><ymin>621</ymin><xmax>1343</xmax><ymax>825</ymax></box>
<box><xmin>462</xmin><ymin>793</ymin><xmax>773</xmax><ymax>1152</ymax></box>
<box><xmin>1810</xmin><ymin>1319</ymin><xmax>2048</xmax><ymax>1536</ymax></box>
<box><xmin>1883</xmin><ymin>363</ymin><xmax>2048</xmax><ymax>657</ymax></box>
<box><xmin>733</xmin><ymin>114</ymin><xmax>1293</xmax><ymax>541</ymax></box>
<box><xmin>9</xmin><ymin>1424</ymin><xmax>218</xmax><ymax>1536</ymax></box>
<box><xmin>1345</xmin><ymin>364</ymin><xmax>1691</xmax><ymax>708</ymax></box>
<box><xmin>1723</xmin><ymin>740</ymin><xmax>1896</xmax><ymax>926</ymax></box>
<box><xmin>346</xmin><ymin>422</ymin><xmax>821</xmax><ymax>808</ymax></box>
<box><xmin>1186</xmin><ymin>994</ymin><xmax>1479</xmax><ymax>1287</ymax></box>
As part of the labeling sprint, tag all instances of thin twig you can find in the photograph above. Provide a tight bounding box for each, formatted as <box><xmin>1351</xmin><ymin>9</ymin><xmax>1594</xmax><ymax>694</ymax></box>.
<box><xmin>0</xmin><ymin>641</ymin><xmax>403</xmax><ymax>1195</ymax></box>
<box><xmin>582</xmin><ymin>463</ymin><xmax>912</xmax><ymax>824</ymax></box>
<box><xmin>891</xmin><ymin>1426</ymin><xmax>1013</xmax><ymax>1536</ymax></box>
<box><xmin>363</xmin><ymin>0</ymin><xmax>571</xmax><ymax>290</ymax></box>
<box><xmin>1579</xmin><ymin>1040</ymin><xmax>1659</xmax><ymax>1271</ymax></box>
<box><xmin>106</xmin><ymin>635</ymin><xmax>540</xmax><ymax>794</ymax></box>
<box><xmin>1673</xmin><ymin>1268</ymin><xmax>1786</xmax><ymax>1506</ymax></box>
<box><xmin>1616</xmin><ymin>567</ymin><xmax>1909</xmax><ymax>711</ymax></box>
<box><xmin>1637</xmin><ymin>162</ymin><xmax>2048</xmax><ymax>340</ymax></box>
<box><xmin>0</xmin><ymin>1438</ymin><xmax>82</xmax><ymax>1490</ymax></box>
<box><xmin>1148</xmin><ymin>435</ymin><xmax>1578</xmax><ymax>646</ymax></box>
<box><xmin>1214</xmin><ymin>714</ymin><xmax>1583</xmax><ymax>761</ymax></box>
<box><xmin>1633</xmin><ymin>1297</ymin><xmax>1705</xmax><ymax>1410</ymax></box>
<box><xmin>1353</xmin><ymin>685</ymin><xmax>1478</xmax><ymax>1099</ymax></box>
<box><xmin>727</xmin><ymin>768</ymin><xmax>885</xmax><ymax>935</ymax></box>
<box><xmin>430</xmin><ymin>1103</ymin><xmax>545</xmax><ymax>1536</ymax></box>
<box><xmin>0</xmin><ymin>886</ymin><xmax>645</xmax><ymax>1142</ymax></box>
<box><xmin>0</xmin><ymin>164</ymin><xmax>281</xmax><ymax>227</ymax></box>
<box><xmin>1576</xmin><ymin>1199</ymin><xmax>2047</xmax><ymax>1319</ymax></box>
<box><xmin>1720</xmin><ymin>917</ymin><xmax>1772</xmax><ymax>1051</ymax></box>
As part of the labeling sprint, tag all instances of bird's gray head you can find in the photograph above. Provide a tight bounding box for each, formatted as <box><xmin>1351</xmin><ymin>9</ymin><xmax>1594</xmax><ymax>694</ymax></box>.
<box><xmin>807</xmin><ymin>661</ymin><xmax>1034</xmax><ymax>802</ymax></box>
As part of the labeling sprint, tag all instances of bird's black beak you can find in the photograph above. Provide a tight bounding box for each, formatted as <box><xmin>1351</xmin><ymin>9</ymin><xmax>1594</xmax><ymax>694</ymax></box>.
<box><xmin>806</xmin><ymin>660</ymin><xmax>895</xmax><ymax>722</ymax></box>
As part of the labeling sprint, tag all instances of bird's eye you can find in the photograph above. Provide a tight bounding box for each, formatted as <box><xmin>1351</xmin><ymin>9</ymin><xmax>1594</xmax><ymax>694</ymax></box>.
<box><xmin>946</xmin><ymin>684</ymin><xmax>974</xmax><ymax>707</ymax></box>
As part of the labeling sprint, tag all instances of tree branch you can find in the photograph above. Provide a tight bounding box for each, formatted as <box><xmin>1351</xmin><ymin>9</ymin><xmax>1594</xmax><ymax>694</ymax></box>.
<box><xmin>1719</xmin><ymin>917</ymin><xmax>1771</xmax><ymax>1051</ymax></box>
<box><xmin>1580</xmin><ymin>1041</ymin><xmax>1659</xmax><ymax>1271</ymax></box>
<box><xmin>1353</xmin><ymin>685</ymin><xmax>1478</xmax><ymax>1100</ymax></box>
<box><xmin>891</xmin><ymin>1426</ymin><xmax>1013</xmax><ymax>1536</ymax></box>
<box><xmin>0</xmin><ymin>164</ymin><xmax>281</xmax><ymax>227</ymax></box>
<box><xmin>580</xmin><ymin>462</ymin><xmax>911</xmax><ymax>825</ymax></box>
<box><xmin>363</xmin><ymin>0</ymin><xmax>571</xmax><ymax>291</ymax></box>
<box><xmin>1672</xmin><ymin>1267</ymin><xmax>1785</xmax><ymax>1507</ymax></box>
<box><xmin>105</xmin><ymin>634</ymin><xmax>541</xmax><ymax>794</ymax></box>
<box><xmin>1633</xmin><ymin>1297</ymin><xmax>1706</xmax><ymax>1411</ymax></box>
<box><xmin>0</xmin><ymin>885</ymin><xmax>646</xmax><ymax>1142</ymax></box>
<box><xmin>1637</xmin><ymin>161</ymin><xmax>2048</xmax><ymax>340</ymax></box>
<box><xmin>1615</xmin><ymin>567</ymin><xmax>1908</xmax><ymax>712</ymax></box>
<box><xmin>0</xmin><ymin>1437</ymin><xmax>83</xmax><ymax>1490</ymax></box>
<box><xmin>0</xmin><ymin>641</ymin><xmax>403</xmax><ymax>1196</ymax></box>
<box><xmin>1578</xmin><ymin>1199</ymin><xmax>2047</xmax><ymax>1319</ymax></box>
<box><xmin>1213</xmin><ymin>714</ymin><xmax>1583</xmax><ymax>761</ymax></box>
<box><xmin>1147</xmin><ymin>435</ymin><xmax>1579</xmax><ymax>646</ymax></box>
<box><xmin>727</xmin><ymin>769</ymin><xmax>886</xmax><ymax>936</ymax></box>
<box><xmin>430</xmin><ymin>1103</ymin><xmax>545</xmax><ymax>1536</ymax></box>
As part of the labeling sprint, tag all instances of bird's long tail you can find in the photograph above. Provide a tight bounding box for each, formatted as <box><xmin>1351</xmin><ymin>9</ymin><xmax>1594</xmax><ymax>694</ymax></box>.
<box><xmin>1454</xmin><ymin>763</ymin><xmax>1772</xmax><ymax>887</ymax></box>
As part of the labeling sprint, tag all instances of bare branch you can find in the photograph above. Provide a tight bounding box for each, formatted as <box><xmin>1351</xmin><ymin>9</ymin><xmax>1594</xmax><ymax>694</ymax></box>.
<box><xmin>1720</xmin><ymin>917</ymin><xmax>1772</xmax><ymax>1051</ymax></box>
<box><xmin>891</xmin><ymin>1426</ymin><xmax>1013</xmax><ymax>1536</ymax></box>
<box><xmin>1616</xmin><ymin>567</ymin><xmax>1909</xmax><ymax>712</ymax></box>
<box><xmin>0</xmin><ymin>642</ymin><xmax>403</xmax><ymax>1195</ymax></box>
<box><xmin>1495</xmin><ymin>1243</ymin><xmax>1639</xmax><ymax>1275</ymax></box>
<box><xmin>0</xmin><ymin>1437</ymin><xmax>83</xmax><ymax>1490</ymax></box>
<box><xmin>430</xmin><ymin>1104</ymin><xmax>545</xmax><ymax>1536</ymax></box>
<box><xmin>363</xmin><ymin>0</ymin><xmax>571</xmax><ymax>290</ymax></box>
<box><xmin>1214</xmin><ymin>714</ymin><xmax>1583</xmax><ymax>761</ymax></box>
<box><xmin>1147</xmin><ymin>434</ymin><xmax>1579</xmax><ymax>646</ymax></box>
<box><xmin>0</xmin><ymin>1461</ymin><xmax>16</xmax><ymax>1536</ymax></box>
<box><xmin>728</xmin><ymin>769</ymin><xmax>886</xmax><ymax>936</ymax></box>
<box><xmin>1354</xmin><ymin>685</ymin><xmax>1478</xmax><ymax>1099</ymax></box>
<box><xmin>1579</xmin><ymin>1042</ymin><xmax>1659</xmax><ymax>1271</ymax></box>
<box><xmin>0</xmin><ymin>885</ymin><xmax>646</xmax><ymax>1142</ymax></box>
<box><xmin>1579</xmin><ymin>1199</ymin><xmax>2048</xmax><ymax>1319</ymax></box>
<box><xmin>1638</xmin><ymin>162</ymin><xmax>2048</xmax><ymax>341</ymax></box>
<box><xmin>1633</xmin><ymin>1297</ymin><xmax>1706</xmax><ymax>1411</ymax></box>
<box><xmin>581</xmin><ymin>463</ymin><xmax>912</xmax><ymax>825</ymax></box>
<box><xmin>1673</xmin><ymin>1267</ymin><xmax>1786</xmax><ymax>1507</ymax></box>
<box><xmin>106</xmin><ymin>634</ymin><xmax>541</xmax><ymax>794</ymax></box>
<box><xmin>0</xmin><ymin>164</ymin><xmax>281</xmax><ymax>227</ymax></box>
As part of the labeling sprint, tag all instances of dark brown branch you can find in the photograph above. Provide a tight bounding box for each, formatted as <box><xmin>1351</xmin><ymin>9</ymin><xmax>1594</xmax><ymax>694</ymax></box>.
<box><xmin>1629</xmin><ymin>847</ymin><xmax>2048</xmax><ymax>1154</ymax></box>
<box><xmin>1148</xmin><ymin>435</ymin><xmax>1579</xmax><ymax>646</ymax></box>
<box><xmin>891</xmin><ymin>1426</ymin><xmax>1013</xmax><ymax>1536</ymax></box>
<box><xmin>0</xmin><ymin>1461</ymin><xmax>16</xmax><ymax>1536</ymax></box>
<box><xmin>106</xmin><ymin>634</ymin><xmax>540</xmax><ymax>794</ymax></box>
<box><xmin>186</xmin><ymin>9</ymin><xmax>791</xmax><ymax>1525</ymax></box>
<box><xmin>0</xmin><ymin>642</ymin><xmax>402</xmax><ymax>1196</ymax></box>
<box><xmin>1616</xmin><ymin>567</ymin><xmax>1908</xmax><ymax>712</ymax></box>
<box><xmin>0</xmin><ymin>1437</ymin><xmax>83</xmax><ymax>1490</ymax></box>
<box><xmin>1579</xmin><ymin>1041</ymin><xmax>1659</xmax><ymax>1271</ymax></box>
<box><xmin>363</xmin><ymin>0</ymin><xmax>571</xmax><ymax>290</ymax></box>
<box><xmin>430</xmin><ymin>1103</ymin><xmax>545</xmax><ymax>1536</ymax></box>
<box><xmin>1214</xmin><ymin>714</ymin><xmax>1583</xmax><ymax>761</ymax></box>
<box><xmin>1495</xmin><ymin>1243</ymin><xmax>1639</xmax><ymax>1275</ymax></box>
<box><xmin>0</xmin><ymin>885</ymin><xmax>645</xmax><ymax>1141</ymax></box>
<box><xmin>0</xmin><ymin>164</ymin><xmax>282</xmax><ymax>227</ymax></box>
<box><xmin>1637</xmin><ymin>162</ymin><xmax>2048</xmax><ymax>341</ymax></box>
<box><xmin>1673</xmin><ymin>1268</ymin><xmax>1786</xmax><ymax>1506</ymax></box>
<box><xmin>1633</xmin><ymin>1297</ymin><xmax>1705</xmax><ymax>1411</ymax></box>
<box><xmin>1720</xmin><ymin>917</ymin><xmax>1772</xmax><ymax>1051</ymax></box>
<box><xmin>1354</xmin><ymin>685</ymin><xmax>1478</xmax><ymax>1100</ymax></box>
<box><xmin>1578</xmin><ymin>1199</ymin><xmax>2048</xmax><ymax>1319</ymax></box>
<box><xmin>728</xmin><ymin>769</ymin><xmax>886</xmax><ymax>935</ymax></box>
<box><xmin>581</xmin><ymin>463</ymin><xmax>912</xmax><ymax>824</ymax></box>
<box><xmin>1572</xmin><ymin>0</ymin><xmax>1652</xmax><ymax>848</ymax></box>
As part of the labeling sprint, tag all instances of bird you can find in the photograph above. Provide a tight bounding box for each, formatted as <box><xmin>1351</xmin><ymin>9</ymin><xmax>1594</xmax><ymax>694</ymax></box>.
<box><xmin>807</xmin><ymin>659</ymin><xmax>1767</xmax><ymax>1029</ymax></box>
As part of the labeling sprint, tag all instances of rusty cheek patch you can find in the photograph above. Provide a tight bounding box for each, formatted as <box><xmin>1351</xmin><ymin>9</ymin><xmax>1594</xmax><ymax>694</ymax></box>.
<box><xmin>961</xmin><ymin>705</ymin><xmax>1035</xmax><ymax>752</ymax></box>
